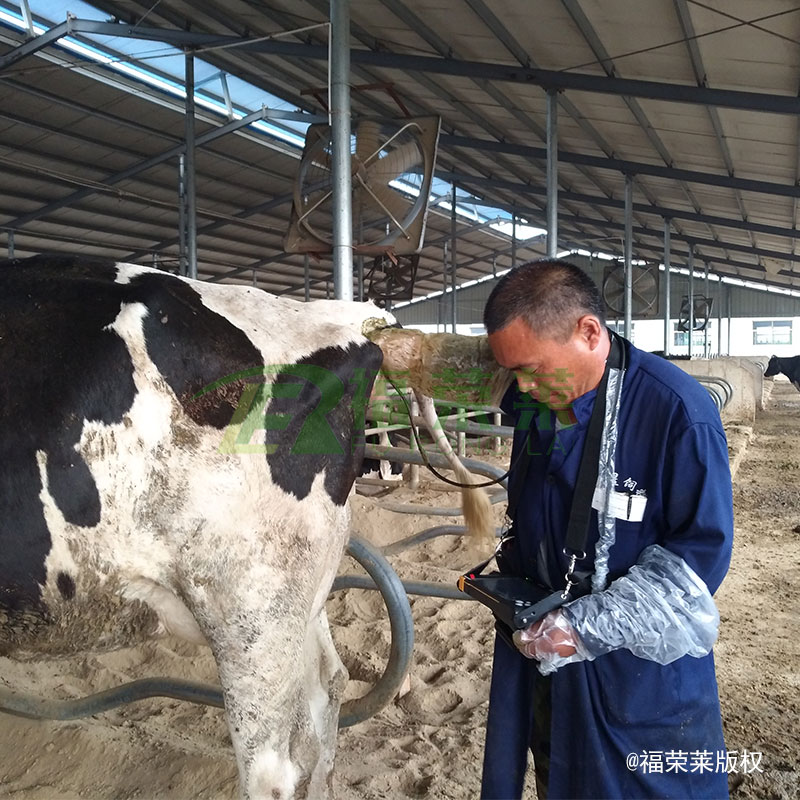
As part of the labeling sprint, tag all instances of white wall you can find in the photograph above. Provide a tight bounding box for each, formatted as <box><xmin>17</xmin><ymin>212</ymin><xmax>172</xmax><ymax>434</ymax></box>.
<box><xmin>406</xmin><ymin>317</ymin><xmax>800</xmax><ymax>358</ymax></box>
<box><xmin>611</xmin><ymin>317</ymin><xmax>800</xmax><ymax>357</ymax></box>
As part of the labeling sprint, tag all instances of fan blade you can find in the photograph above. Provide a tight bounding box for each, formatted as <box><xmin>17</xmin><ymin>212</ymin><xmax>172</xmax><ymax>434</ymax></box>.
<box><xmin>368</xmin><ymin>140</ymin><xmax>424</xmax><ymax>181</ymax></box>
<box><xmin>355</xmin><ymin>120</ymin><xmax>381</xmax><ymax>164</ymax></box>
<box><xmin>360</xmin><ymin>181</ymin><xmax>413</xmax><ymax>239</ymax></box>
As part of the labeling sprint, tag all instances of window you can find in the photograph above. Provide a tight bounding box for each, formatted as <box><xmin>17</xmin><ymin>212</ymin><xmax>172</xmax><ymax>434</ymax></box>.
<box><xmin>753</xmin><ymin>320</ymin><xmax>792</xmax><ymax>346</ymax></box>
<box><xmin>608</xmin><ymin>320</ymin><xmax>635</xmax><ymax>336</ymax></box>
<box><xmin>673</xmin><ymin>322</ymin><xmax>710</xmax><ymax>348</ymax></box>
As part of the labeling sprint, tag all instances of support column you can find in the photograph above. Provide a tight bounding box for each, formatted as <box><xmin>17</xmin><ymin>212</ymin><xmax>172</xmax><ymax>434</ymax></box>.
<box><xmin>184</xmin><ymin>52</ymin><xmax>197</xmax><ymax>280</ymax></box>
<box><xmin>663</xmin><ymin>219</ymin><xmax>671</xmax><ymax>355</ymax></box>
<box><xmin>7</xmin><ymin>230</ymin><xmax>14</xmax><ymax>259</ymax></box>
<box><xmin>451</xmin><ymin>183</ymin><xmax>458</xmax><ymax>333</ymax></box>
<box><xmin>703</xmin><ymin>262</ymin><xmax>709</xmax><ymax>357</ymax></box>
<box><xmin>687</xmin><ymin>249</ymin><xmax>694</xmax><ymax>359</ymax></box>
<box><xmin>304</xmin><ymin>254</ymin><xmax>311</xmax><ymax>302</ymax></box>
<box><xmin>511</xmin><ymin>213</ymin><xmax>517</xmax><ymax>269</ymax></box>
<box><xmin>726</xmin><ymin>284</ymin><xmax>732</xmax><ymax>355</ymax></box>
<box><xmin>624</xmin><ymin>175</ymin><xmax>633</xmax><ymax>340</ymax></box>
<box><xmin>546</xmin><ymin>89</ymin><xmax>558</xmax><ymax>258</ymax></box>
<box><xmin>717</xmin><ymin>275</ymin><xmax>723</xmax><ymax>356</ymax></box>
<box><xmin>330</xmin><ymin>0</ymin><xmax>353</xmax><ymax>301</ymax></box>
<box><xmin>178</xmin><ymin>154</ymin><xmax>187</xmax><ymax>275</ymax></box>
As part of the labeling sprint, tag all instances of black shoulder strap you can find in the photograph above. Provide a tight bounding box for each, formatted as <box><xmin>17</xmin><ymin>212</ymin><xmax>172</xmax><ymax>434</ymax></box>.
<box><xmin>564</xmin><ymin>333</ymin><xmax>624</xmax><ymax>556</ymax></box>
<box><xmin>506</xmin><ymin>429</ymin><xmax>535</xmax><ymax>523</ymax></box>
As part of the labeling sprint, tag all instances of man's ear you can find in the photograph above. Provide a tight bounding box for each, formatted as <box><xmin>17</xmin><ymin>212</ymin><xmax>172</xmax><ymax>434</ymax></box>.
<box><xmin>575</xmin><ymin>315</ymin><xmax>604</xmax><ymax>350</ymax></box>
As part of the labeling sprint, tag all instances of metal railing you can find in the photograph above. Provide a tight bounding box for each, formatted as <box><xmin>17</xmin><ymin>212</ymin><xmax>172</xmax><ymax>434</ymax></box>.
<box><xmin>695</xmin><ymin>376</ymin><xmax>733</xmax><ymax>412</ymax></box>
<box><xmin>0</xmin><ymin>537</ymin><xmax>413</xmax><ymax>730</ymax></box>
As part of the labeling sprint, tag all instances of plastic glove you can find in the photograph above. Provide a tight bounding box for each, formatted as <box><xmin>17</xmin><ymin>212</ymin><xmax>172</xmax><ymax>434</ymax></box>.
<box><xmin>512</xmin><ymin>608</ymin><xmax>595</xmax><ymax>675</ymax></box>
<box><xmin>563</xmin><ymin>544</ymin><xmax>719</xmax><ymax>665</ymax></box>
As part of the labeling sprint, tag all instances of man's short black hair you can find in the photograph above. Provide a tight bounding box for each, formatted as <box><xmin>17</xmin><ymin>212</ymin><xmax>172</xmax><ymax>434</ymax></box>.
<box><xmin>483</xmin><ymin>259</ymin><xmax>606</xmax><ymax>341</ymax></box>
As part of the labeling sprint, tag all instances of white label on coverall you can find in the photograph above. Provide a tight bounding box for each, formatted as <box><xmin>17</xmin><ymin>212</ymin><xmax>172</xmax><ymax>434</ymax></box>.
<box><xmin>592</xmin><ymin>488</ymin><xmax>647</xmax><ymax>522</ymax></box>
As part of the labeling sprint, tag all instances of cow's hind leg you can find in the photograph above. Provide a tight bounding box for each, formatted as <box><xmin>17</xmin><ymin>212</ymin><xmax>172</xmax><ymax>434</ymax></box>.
<box><xmin>178</xmin><ymin>562</ymin><xmax>336</xmax><ymax>800</ymax></box>
<box><xmin>305</xmin><ymin>609</ymin><xmax>348</xmax><ymax>795</ymax></box>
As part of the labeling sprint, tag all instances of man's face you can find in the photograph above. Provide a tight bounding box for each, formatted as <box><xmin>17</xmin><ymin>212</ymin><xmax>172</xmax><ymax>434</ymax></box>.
<box><xmin>488</xmin><ymin>316</ymin><xmax>598</xmax><ymax>408</ymax></box>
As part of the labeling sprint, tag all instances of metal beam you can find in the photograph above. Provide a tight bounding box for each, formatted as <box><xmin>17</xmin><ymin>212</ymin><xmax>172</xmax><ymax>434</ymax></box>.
<box><xmin>0</xmin><ymin>19</ymin><xmax>70</xmax><ymax>71</ymax></box>
<box><xmin>0</xmin><ymin>155</ymin><xmax>282</xmax><ymax>244</ymax></box>
<box><xmin>436</xmin><ymin>170</ymin><xmax>800</xmax><ymax>243</ymax></box>
<box><xmin>440</xmin><ymin>136</ymin><xmax>799</xmax><ymax>199</ymax></box>
<box><xmin>717</xmin><ymin>273</ymin><xmax>723</xmax><ymax>355</ymax></box>
<box><xmin>4</xmin><ymin>107</ymin><xmax>282</xmax><ymax>231</ymax></box>
<box><xmin>462</xmin><ymin>0</ymin><xmax>531</xmax><ymax>67</ymax></box>
<box><xmin>453</xmin><ymin>0</ymin><xmax>625</xmax><ymax>221</ymax></box>
<box><xmin>0</xmin><ymin>107</ymin><xmax>307</xmax><ymax>235</ymax></box>
<box><xmin>561</xmin><ymin>0</ymin><xmax>718</xmax><ymax>251</ymax></box>
<box><xmin>121</xmin><ymin>192</ymin><xmax>294</xmax><ymax>262</ymax></box>
<box><xmin>492</xmin><ymin>203</ymin><xmax>800</xmax><ymax>285</ymax></box>
<box><xmin>63</xmin><ymin>20</ymin><xmax>800</xmax><ymax>115</ymax></box>
<box><xmin>674</xmin><ymin>0</ymin><xmax>756</xmax><ymax>257</ymax></box>
<box><xmin>625</xmin><ymin>241</ymin><xmax>800</xmax><ymax>286</ymax></box>
<box><xmin>704</xmin><ymin>261</ymin><xmax>710</xmax><ymax>356</ymax></box>
<box><xmin>555</xmin><ymin>212</ymin><xmax>800</xmax><ymax>266</ymax></box>
<box><xmin>305</xmin><ymin>0</ymin><xmax>554</xmax><ymax>214</ymax></box>
<box><xmin>205</xmin><ymin>253</ymin><xmax>302</xmax><ymax>284</ymax></box>
<box><xmin>439</xmin><ymin>0</ymin><xmax>649</xmax><ymax>225</ymax></box>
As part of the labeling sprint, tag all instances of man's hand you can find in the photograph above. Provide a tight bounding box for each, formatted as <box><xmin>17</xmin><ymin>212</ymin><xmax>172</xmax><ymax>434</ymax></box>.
<box><xmin>512</xmin><ymin>609</ymin><xmax>593</xmax><ymax>674</ymax></box>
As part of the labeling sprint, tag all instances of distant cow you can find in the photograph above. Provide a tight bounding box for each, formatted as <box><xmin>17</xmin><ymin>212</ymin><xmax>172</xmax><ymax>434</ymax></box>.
<box><xmin>0</xmin><ymin>255</ymin><xmax>402</xmax><ymax>799</ymax></box>
<box><xmin>764</xmin><ymin>354</ymin><xmax>800</xmax><ymax>391</ymax></box>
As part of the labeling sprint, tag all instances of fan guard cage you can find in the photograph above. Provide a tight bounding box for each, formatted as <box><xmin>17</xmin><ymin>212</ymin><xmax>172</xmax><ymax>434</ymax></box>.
<box><xmin>366</xmin><ymin>254</ymin><xmax>419</xmax><ymax>302</ymax></box>
<box><xmin>602</xmin><ymin>263</ymin><xmax>660</xmax><ymax>318</ymax></box>
<box><xmin>285</xmin><ymin>116</ymin><xmax>440</xmax><ymax>255</ymax></box>
<box><xmin>677</xmin><ymin>295</ymin><xmax>714</xmax><ymax>331</ymax></box>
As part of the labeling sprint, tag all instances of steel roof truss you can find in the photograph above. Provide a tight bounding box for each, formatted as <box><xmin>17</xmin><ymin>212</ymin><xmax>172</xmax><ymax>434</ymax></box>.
<box><xmin>0</xmin><ymin>19</ymin><xmax>69</xmax><ymax>71</ymax></box>
<box><xmin>52</xmin><ymin>19</ymin><xmax>800</xmax><ymax>116</ymax></box>
<box><xmin>441</xmin><ymin>134</ymin><xmax>799</xmax><ymax>200</ymax></box>
<box><xmin>4</xmin><ymin>107</ymin><xmax>285</xmax><ymax>230</ymax></box>
<box><xmin>438</xmin><ymin>170</ymin><xmax>800</xmax><ymax>243</ymax></box>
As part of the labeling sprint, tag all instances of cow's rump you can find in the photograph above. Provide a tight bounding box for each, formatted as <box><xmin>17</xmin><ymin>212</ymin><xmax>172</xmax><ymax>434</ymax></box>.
<box><xmin>0</xmin><ymin>255</ymin><xmax>390</xmax><ymax>798</ymax></box>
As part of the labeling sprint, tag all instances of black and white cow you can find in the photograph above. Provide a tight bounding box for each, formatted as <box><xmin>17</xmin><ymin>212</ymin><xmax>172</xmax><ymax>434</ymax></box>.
<box><xmin>0</xmin><ymin>255</ymin><xmax>403</xmax><ymax>799</ymax></box>
<box><xmin>764</xmin><ymin>354</ymin><xmax>800</xmax><ymax>392</ymax></box>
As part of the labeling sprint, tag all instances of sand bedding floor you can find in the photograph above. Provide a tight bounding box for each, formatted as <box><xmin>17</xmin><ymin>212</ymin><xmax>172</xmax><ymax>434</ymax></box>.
<box><xmin>0</xmin><ymin>381</ymin><xmax>798</xmax><ymax>799</ymax></box>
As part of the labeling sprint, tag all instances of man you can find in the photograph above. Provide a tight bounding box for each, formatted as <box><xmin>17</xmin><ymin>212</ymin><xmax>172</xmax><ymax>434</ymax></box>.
<box><xmin>481</xmin><ymin>260</ymin><xmax>733</xmax><ymax>799</ymax></box>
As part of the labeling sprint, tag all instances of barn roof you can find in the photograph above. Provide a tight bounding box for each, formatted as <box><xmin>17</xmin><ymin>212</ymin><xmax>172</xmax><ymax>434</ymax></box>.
<box><xmin>2</xmin><ymin>0</ymin><xmax>800</xmax><ymax>302</ymax></box>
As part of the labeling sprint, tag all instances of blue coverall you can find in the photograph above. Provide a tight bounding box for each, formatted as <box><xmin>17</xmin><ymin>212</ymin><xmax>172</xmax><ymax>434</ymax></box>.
<box><xmin>481</xmin><ymin>337</ymin><xmax>733</xmax><ymax>800</ymax></box>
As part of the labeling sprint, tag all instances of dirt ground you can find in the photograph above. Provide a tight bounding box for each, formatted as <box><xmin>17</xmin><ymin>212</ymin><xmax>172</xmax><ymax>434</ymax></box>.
<box><xmin>715</xmin><ymin>379</ymin><xmax>800</xmax><ymax>800</ymax></box>
<box><xmin>0</xmin><ymin>380</ymin><xmax>798</xmax><ymax>799</ymax></box>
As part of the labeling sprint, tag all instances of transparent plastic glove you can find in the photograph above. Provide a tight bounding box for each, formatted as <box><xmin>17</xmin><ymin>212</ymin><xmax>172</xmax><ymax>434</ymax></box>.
<box><xmin>563</xmin><ymin>544</ymin><xmax>719</xmax><ymax>665</ymax></box>
<box><xmin>512</xmin><ymin>609</ymin><xmax>595</xmax><ymax>675</ymax></box>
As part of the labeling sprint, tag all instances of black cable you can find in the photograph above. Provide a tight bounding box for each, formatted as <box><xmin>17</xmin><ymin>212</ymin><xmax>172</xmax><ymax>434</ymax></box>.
<box><xmin>382</xmin><ymin>375</ymin><xmax>527</xmax><ymax>490</ymax></box>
